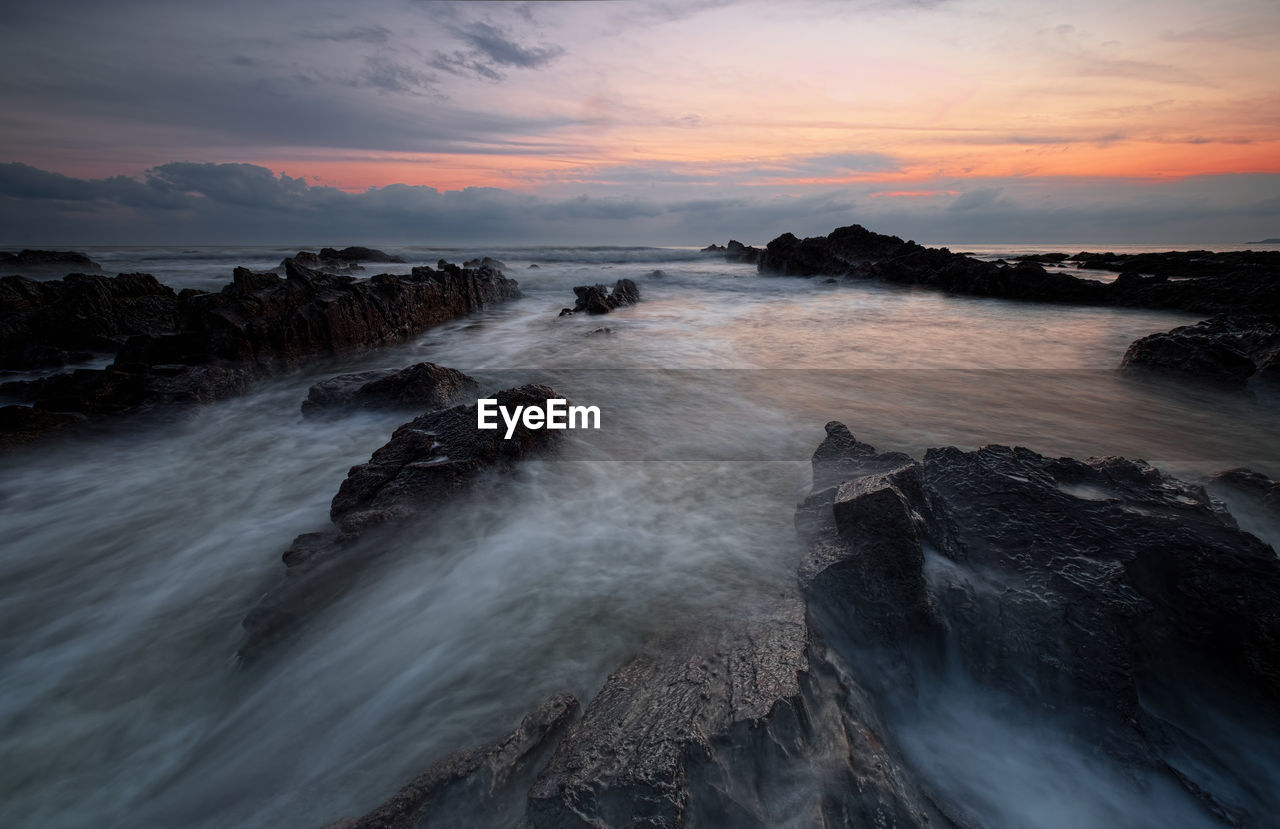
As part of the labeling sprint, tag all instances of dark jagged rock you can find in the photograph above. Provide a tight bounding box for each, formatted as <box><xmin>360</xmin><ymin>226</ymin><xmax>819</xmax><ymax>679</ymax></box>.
<box><xmin>0</xmin><ymin>249</ymin><xmax>101</xmax><ymax>275</ymax></box>
<box><xmin>1120</xmin><ymin>314</ymin><xmax>1280</xmax><ymax>387</ymax></box>
<box><xmin>327</xmin><ymin>693</ymin><xmax>579</xmax><ymax>829</ymax></box>
<box><xmin>120</xmin><ymin>258</ymin><xmax>519</xmax><ymax>383</ymax></box>
<box><xmin>799</xmin><ymin>424</ymin><xmax>1280</xmax><ymax>822</ymax></box>
<box><xmin>702</xmin><ymin>241</ymin><xmax>762</xmax><ymax>264</ymax></box>
<box><xmin>4</xmin><ymin>260</ymin><xmax>519</xmax><ymax>446</ymax></box>
<box><xmin>1072</xmin><ymin>249</ymin><xmax>1280</xmax><ymax>278</ymax></box>
<box><xmin>558</xmin><ymin>279</ymin><xmax>640</xmax><ymax>316</ymax></box>
<box><xmin>301</xmin><ymin>362</ymin><xmax>479</xmax><ymax>417</ymax></box>
<box><xmin>1</xmin><ymin>272</ymin><xmax>179</xmax><ymax>369</ymax></box>
<box><xmin>1012</xmin><ymin>252</ymin><xmax>1071</xmax><ymax>264</ymax></box>
<box><xmin>240</xmin><ymin>384</ymin><xmax>564</xmax><ymax>659</ymax></box>
<box><xmin>0</xmin><ymin>405</ymin><xmax>85</xmax><ymax>449</ymax></box>
<box><xmin>281</xmin><ymin>247</ymin><xmax>405</xmax><ymax>273</ymax></box>
<box><xmin>756</xmin><ymin>224</ymin><xmax>1280</xmax><ymax>315</ymax></box>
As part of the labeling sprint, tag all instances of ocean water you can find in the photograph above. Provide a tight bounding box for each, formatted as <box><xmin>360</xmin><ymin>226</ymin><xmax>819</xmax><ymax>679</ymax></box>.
<box><xmin>1</xmin><ymin>245</ymin><xmax>1277</xmax><ymax>828</ymax></box>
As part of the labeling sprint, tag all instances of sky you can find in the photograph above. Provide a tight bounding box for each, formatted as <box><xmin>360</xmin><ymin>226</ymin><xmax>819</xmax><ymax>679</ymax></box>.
<box><xmin>1</xmin><ymin>0</ymin><xmax>1278</xmax><ymax>245</ymax></box>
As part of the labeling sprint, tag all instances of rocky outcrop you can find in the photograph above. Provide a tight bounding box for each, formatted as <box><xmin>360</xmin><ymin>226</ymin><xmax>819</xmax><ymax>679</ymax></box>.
<box><xmin>1</xmin><ymin>272</ymin><xmax>179</xmax><ymax>369</ymax></box>
<box><xmin>798</xmin><ymin>424</ymin><xmax>1280</xmax><ymax>823</ymax></box>
<box><xmin>328</xmin><ymin>693</ymin><xmax>579</xmax><ymax>829</ymax></box>
<box><xmin>301</xmin><ymin>362</ymin><xmax>479</xmax><ymax>416</ymax></box>
<box><xmin>284</xmin><ymin>247</ymin><xmax>406</xmax><ymax>272</ymax></box>
<box><xmin>1121</xmin><ymin>314</ymin><xmax>1280</xmax><ymax>387</ymax></box>
<box><xmin>756</xmin><ymin>224</ymin><xmax>1280</xmax><ymax>315</ymax></box>
<box><xmin>4</xmin><ymin>259</ymin><xmax>519</xmax><ymax>438</ymax></box>
<box><xmin>240</xmin><ymin>384</ymin><xmax>565</xmax><ymax>659</ymax></box>
<box><xmin>0</xmin><ymin>249</ymin><xmax>102</xmax><ymax>275</ymax></box>
<box><xmin>701</xmin><ymin>241</ymin><xmax>762</xmax><ymax>264</ymax></box>
<box><xmin>558</xmin><ymin>279</ymin><xmax>640</xmax><ymax>316</ymax></box>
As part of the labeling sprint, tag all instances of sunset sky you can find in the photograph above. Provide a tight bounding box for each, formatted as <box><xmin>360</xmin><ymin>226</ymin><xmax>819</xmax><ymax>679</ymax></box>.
<box><xmin>2</xmin><ymin>0</ymin><xmax>1278</xmax><ymax>244</ymax></box>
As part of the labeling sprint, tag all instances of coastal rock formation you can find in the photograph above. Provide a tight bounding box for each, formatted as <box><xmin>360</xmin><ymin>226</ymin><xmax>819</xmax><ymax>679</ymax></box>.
<box><xmin>301</xmin><ymin>362</ymin><xmax>480</xmax><ymax>416</ymax></box>
<box><xmin>322</xmin><ymin>421</ymin><xmax>1280</xmax><ymax>827</ymax></box>
<box><xmin>756</xmin><ymin>224</ymin><xmax>1280</xmax><ymax>315</ymax></box>
<box><xmin>284</xmin><ymin>246</ymin><xmax>406</xmax><ymax>272</ymax></box>
<box><xmin>0</xmin><ymin>249</ymin><xmax>102</xmax><ymax>275</ymax></box>
<box><xmin>328</xmin><ymin>693</ymin><xmax>579</xmax><ymax>829</ymax></box>
<box><xmin>1210</xmin><ymin>468</ymin><xmax>1280</xmax><ymax>525</ymax></box>
<box><xmin>1120</xmin><ymin>314</ymin><xmax>1280</xmax><ymax>386</ymax></box>
<box><xmin>1</xmin><ymin>272</ymin><xmax>179</xmax><ymax>369</ymax></box>
<box><xmin>240</xmin><ymin>384</ymin><xmax>565</xmax><ymax>659</ymax></box>
<box><xmin>3</xmin><ymin>259</ymin><xmax>519</xmax><ymax>441</ymax></box>
<box><xmin>702</xmin><ymin>240</ymin><xmax>762</xmax><ymax>264</ymax></box>
<box><xmin>558</xmin><ymin>279</ymin><xmax>640</xmax><ymax>316</ymax></box>
<box><xmin>799</xmin><ymin>424</ymin><xmax>1280</xmax><ymax>823</ymax></box>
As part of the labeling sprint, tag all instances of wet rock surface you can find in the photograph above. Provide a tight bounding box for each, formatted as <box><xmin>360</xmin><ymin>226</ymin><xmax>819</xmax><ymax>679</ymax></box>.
<box><xmin>558</xmin><ymin>279</ymin><xmax>640</xmax><ymax>316</ymax></box>
<box><xmin>756</xmin><ymin>224</ymin><xmax>1280</xmax><ymax>315</ymax></box>
<box><xmin>1121</xmin><ymin>314</ymin><xmax>1280</xmax><ymax>387</ymax></box>
<box><xmin>240</xmin><ymin>384</ymin><xmax>565</xmax><ymax>659</ymax></box>
<box><xmin>327</xmin><ymin>693</ymin><xmax>579</xmax><ymax>829</ymax></box>
<box><xmin>1</xmin><ymin>272</ymin><xmax>179</xmax><ymax>369</ymax></box>
<box><xmin>301</xmin><ymin>362</ymin><xmax>480</xmax><ymax>416</ymax></box>
<box><xmin>799</xmin><ymin>423</ymin><xmax>1280</xmax><ymax>824</ymax></box>
<box><xmin>1</xmin><ymin>259</ymin><xmax>519</xmax><ymax>445</ymax></box>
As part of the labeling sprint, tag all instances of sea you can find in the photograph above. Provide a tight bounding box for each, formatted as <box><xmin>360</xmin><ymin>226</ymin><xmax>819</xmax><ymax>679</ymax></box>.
<box><xmin>1</xmin><ymin>242</ymin><xmax>1277</xmax><ymax>828</ymax></box>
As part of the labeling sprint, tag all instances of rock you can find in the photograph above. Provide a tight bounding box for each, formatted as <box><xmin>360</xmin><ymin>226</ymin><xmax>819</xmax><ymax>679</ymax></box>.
<box><xmin>528</xmin><ymin>263</ymin><xmax>540</xmax><ymax>269</ymax></box>
<box><xmin>1120</xmin><ymin>314</ymin><xmax>1280</xmax><ymax>387</ymax></box>
<box><xmin>281</xmin><ymin>247</ymin><xmax>405</xmax><ymax>273</ymax></box>
<box><xmin>126</xmin><ymin>258</ymin><xmax>519</xmax><ymax>375</ymax></box>
<box><xmin>1012</xmin><ymin>252</ymin><xmax>1071</xmax><ymax>264</ymax></box>
<box><xmin>0</xmin><ymin>249</ymin><xmax>102</xmax><ymax>275</ymax></box>
<box><xmin>702</xmin><ymin>240</ymin><xmax>760</xmax><ymax>264</ymax></box>
<box><xmin>648</xmin><ymin>269</ymin><xmax>667</xmax><ymax>279</ymax></box>
<box><xmin>526</xmin><ymin>596</ymin><xmax>951</xmax><ymax>829</ymax></box>
<box><xmin>329</xmin><ymin>693</ymin><xmax>579</xmax><ymax>829</ymax></box>
<box><xmin>799</xmin><ymin>425</ymin><xmax>1280</xmax><ymax>820</ymax></box>
<box><xmin>301</xmin><ymin>362</ymin><xmax>479</xmax><ymax>416</ymax></box>
<box><xmin>320</xmin><ymin>246</ymin><xmax>405</xmax><ymax>263</ymax></box>
<box><xmin>240</xmin><ymin>384</ymin><xmax>566</xmax><ymax>659</ymax></box>
<box><xmin>1</xmin><ymin>272</ymin><xmax>179</xmax><ymax>369</ymax></box>
<box><xmin>0</xmin><ymin>404</ymin><xmax>85</xmax><ymax>449</ymax></box>
<box><xmin>462</xmin><ymin>257</ymin><xmax>508</xmax><ymax>271</ymax></box>
<box><xmin>1209</xmin><ymin>467</ymin><xmax>1280</xmax><ymax>524</ymax></box>
<box><xmin>558</xmin><ymin>279</ymin><xmax>640</xmax><ymax>316</ymax></box>
<box><xmin>755</xmin><ymin>224</ymin><xmax>1280</xmax><ymax>315</ymax></box>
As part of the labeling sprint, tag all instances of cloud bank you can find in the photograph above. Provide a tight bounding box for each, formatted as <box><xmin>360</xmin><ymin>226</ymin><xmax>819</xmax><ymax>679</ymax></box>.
<box><xmin>2</xmin><ymin>161</ymin><xmax>1277</xmax><ymax>246</ymax></box>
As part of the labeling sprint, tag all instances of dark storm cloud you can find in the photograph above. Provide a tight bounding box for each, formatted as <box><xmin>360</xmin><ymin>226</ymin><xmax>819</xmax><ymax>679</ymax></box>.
<box><xmin>5</xmin><ymin>162</ymin><xmax>1276</xmax><ymax>246</ymax></box>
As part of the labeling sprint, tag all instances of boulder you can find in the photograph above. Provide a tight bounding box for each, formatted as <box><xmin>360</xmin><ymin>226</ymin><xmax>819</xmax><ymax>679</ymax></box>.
<box><xmin>0</xmin><ymin>404</ymin><xmax>85</xmax><ymax>449</ymax></box>
<box><xmin>301</xmin><ymin>362</ymin><xmax>479</xmax><ymax>416</ymax></box>
<box><xmin>240</xmin><ymin>384</ymin><xmax>566</xmax><ymax>659</ymax></box>
<box><xmin>558</xmin><ymin>279</ymin><xmax>640</xmax><ymax>316</ymax></box>
<box><xmin>462</xmin><ymin>257</ymin><xmax>508</xmax><ymax>271</ymax></box>
<box><xmin>1120</xmin><ymin>314</ymin><xmax>1280</xmax><ymax>387</ymax></box>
